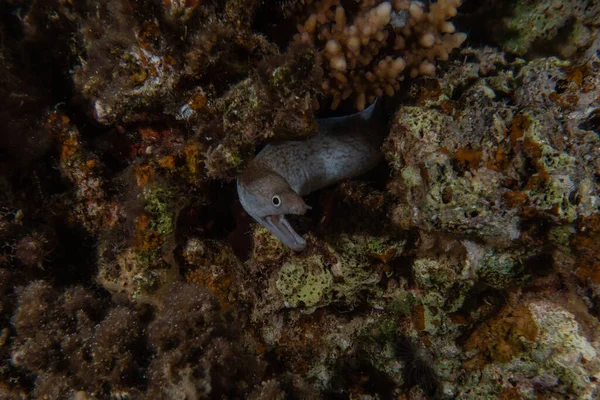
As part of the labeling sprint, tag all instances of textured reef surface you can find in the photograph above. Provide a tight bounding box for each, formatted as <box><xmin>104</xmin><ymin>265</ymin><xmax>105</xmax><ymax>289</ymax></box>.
<box><xmin>1</xmin><ymin>0</ymin><xmax>600</xmax><ymax>398</ymax></box>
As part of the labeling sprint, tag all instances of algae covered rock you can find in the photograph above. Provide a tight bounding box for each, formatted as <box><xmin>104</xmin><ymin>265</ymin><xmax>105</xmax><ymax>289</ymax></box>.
<box><xmin>96</xmin><ymin>183</ymin><xmax>183</xmax><ymax>303</ymax></box>
<box><xmin>384</xmin><ymin>93</ymin><xmax>521</xmax><ymax>243</ymax></box>
<box><xmin>461</xmin><ymin>295</ymin><xmax>600</xmax><ymax>398</ymax></box>
<box><xmin>385</xmin><ymin>50</ymin><xmax>600</xmax><ymax>243</ymax></box>
<box><xmin>248</xmin><ymin>223</ymin><xmax>406</xmax><ymax>314</ymax></box>
<box><xmin>276</xmin><ymin>255</ymin><xmax>335</xmax><ymax>310</ymax></box>
<box><xmin>498</xmin><ymin>0</ymin><xmax>600</xmax><ymax>59</ymax></box>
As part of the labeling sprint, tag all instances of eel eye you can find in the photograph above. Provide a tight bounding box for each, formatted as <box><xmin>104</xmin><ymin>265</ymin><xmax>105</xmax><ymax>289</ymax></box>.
<box><xmin>272</xmin><ymin>195</ymin><xmax>281</xmax><ymax>207</ymax></box>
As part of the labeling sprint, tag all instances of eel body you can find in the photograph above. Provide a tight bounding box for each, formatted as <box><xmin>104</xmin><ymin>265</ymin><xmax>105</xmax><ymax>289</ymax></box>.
<box><xmin>237</xmin><ymin>99</ymin><xmax>386</xmax><ymax>251</ymax></box>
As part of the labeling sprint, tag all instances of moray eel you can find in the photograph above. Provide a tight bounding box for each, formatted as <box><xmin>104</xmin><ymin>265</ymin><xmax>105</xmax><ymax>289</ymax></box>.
<box><xmin>237</xmin><ymin>99</ymin><xmax>386</xmax><ymax>251</ymax></box>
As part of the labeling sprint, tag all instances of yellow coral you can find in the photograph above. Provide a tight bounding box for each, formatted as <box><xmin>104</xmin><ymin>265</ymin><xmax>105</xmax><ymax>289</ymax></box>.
<box><xmin>295</xmin><ymin>0</ymin><xmax>466</xmax><ymax>109</ymax></box>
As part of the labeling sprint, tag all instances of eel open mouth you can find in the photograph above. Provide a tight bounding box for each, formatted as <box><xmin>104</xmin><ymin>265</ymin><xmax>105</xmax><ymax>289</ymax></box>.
<box><xmin>259</xmin><ymin>214</ymin><xmax>306</xmax><ymax>251</ymax></box>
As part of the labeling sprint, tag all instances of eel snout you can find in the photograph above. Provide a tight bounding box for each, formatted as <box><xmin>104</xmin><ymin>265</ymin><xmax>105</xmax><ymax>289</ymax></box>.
<box><xmin>259</xmin><ymin>214</ymin><xmax>307</xmax><ymax>251</ymax></box>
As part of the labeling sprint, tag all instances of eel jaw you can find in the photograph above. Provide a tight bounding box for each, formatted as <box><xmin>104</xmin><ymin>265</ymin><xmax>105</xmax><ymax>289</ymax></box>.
<box><xmin>258</xmin><ymin>214</ymin><xmax>306</xmax><ymax>251</ymax></box>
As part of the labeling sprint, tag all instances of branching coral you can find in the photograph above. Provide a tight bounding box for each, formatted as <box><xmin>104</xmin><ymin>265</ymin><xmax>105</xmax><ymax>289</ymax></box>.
<box><xmin>294</xmin><ymin>0</ymin><xmax>466</xmax><ymax>109</ymax></box>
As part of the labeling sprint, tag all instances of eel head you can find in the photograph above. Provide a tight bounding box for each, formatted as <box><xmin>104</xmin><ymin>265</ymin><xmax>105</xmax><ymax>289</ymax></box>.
<box><xmin>237</xmin><ymin>169</ymin><xmax>310</xmax><ymax>251</ymax></box>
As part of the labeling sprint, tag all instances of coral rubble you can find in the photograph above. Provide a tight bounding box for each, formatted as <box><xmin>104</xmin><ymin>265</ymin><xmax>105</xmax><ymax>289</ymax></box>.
<box><xmin>0</xmin><ymin>0</ymin><xmax>600</xmax><ymax>399</ymax></box>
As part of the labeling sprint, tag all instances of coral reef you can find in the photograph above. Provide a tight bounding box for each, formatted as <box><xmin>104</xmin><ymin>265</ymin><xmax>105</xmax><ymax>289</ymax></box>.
<box><xmin>1</xmin><ymin>0</ymin><xmax>600</xmax><ymax>399</ymax></box>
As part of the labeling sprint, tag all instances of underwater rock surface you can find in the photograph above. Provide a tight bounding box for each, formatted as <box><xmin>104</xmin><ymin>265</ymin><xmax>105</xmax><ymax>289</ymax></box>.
<box><xmin>0</xmin><ymin>0</ymin><xmax>599</xmax><ymax>398</ymax></box>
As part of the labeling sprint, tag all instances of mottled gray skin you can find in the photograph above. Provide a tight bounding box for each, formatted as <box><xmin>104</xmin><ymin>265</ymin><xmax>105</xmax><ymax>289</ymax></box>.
<box><xmin>237</xmin><ymin>99</ymin><xmax>386</xmax><ymax>251</ymax></box>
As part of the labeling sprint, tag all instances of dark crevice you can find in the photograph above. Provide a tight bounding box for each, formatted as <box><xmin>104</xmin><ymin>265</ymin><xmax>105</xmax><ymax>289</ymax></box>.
<box><xmin>579</xmin><ymin>108</ymin><xmax>600</xmax><ymax>135</ymax></box>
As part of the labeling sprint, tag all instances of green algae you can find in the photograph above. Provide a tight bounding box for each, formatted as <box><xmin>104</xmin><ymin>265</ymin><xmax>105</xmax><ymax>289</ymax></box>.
<box><xmin>268</xmin><ymin>66</ymin><xmax>293</xmax><ymax>95</ymax></box>
<box><xmin>97</xmin><ymin>246</ymin><xmax>171</xmax><ymax>303</ymax></box>
<box><xmin>271</xmin><ymin>232</ymin><xmax>406</xmax><ymax>312</ymax></box>
<box><xmin>478</xmin><ymin>251</ymin><xmax>524</xmax><ymax>289</ymax></box>
<box><xmin>515</xmin><ymin>111</ymin><xmax>579</xmax><ymax>222</ymax></box>
<box><xmin>399</xmin><ymin>165</ymin><xmax>422</xmax><ymax>188</ymax></box>
<box><xmin>502</xmin><ymin>0</ymin><xmax>570</xmax><ymax>55</ymax></box>
<box><xmin>276</xmin><ymin>255</ymin><xmax>334</xmax><ymax>310</ymax></box>
<box><xmin>222</xmin><ymin>79</ymin><xmax>261</xmax><ymax>130</ymax></box>
<box><xmin>143</xmin><ymin>186</ymin><xmax>177</xmax><ymax>237</ymax></box>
